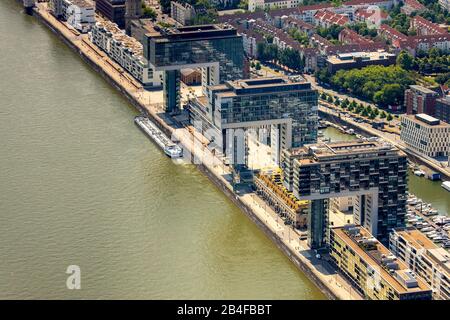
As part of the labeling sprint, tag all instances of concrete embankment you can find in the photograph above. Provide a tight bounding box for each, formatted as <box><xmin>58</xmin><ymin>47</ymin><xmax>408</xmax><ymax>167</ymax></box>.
<box><xmin>32</xmin><ymin>6</ymin><xmax>346</xmax><ymax>300</ymax></box>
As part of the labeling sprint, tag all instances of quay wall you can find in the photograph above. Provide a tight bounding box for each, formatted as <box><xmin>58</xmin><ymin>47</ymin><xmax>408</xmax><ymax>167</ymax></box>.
<box><xmin>32</xmin><ymin>7</ymin><xmax>339</xmax><ymax>300</ymax></box>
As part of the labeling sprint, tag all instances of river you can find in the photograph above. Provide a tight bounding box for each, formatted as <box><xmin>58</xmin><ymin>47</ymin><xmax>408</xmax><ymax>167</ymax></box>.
<box><xmin>0</xmin><ymin>1</ymin><xmax>325</xmax><ymax>299</ymax></box>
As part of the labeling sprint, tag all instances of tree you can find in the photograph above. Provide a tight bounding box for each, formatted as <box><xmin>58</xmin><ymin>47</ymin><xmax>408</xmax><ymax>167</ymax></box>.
<box><xmin>380</xmin><ymin>111</ymin><xmax>387</xmax><ymax>119</ymax></box>
<box><xmin>278</xmin><ymin>48</ymin><xmax>303</xmax><ymax>70</ymax></box>
<box><xmin>387</xmin><ymin>113</ymin><xmax>393</xmax><ymax>122</ymax></box>
<box><xmin>142</xmin><ymin>6</ymin><xmax>157</xmax><ymax>20</ymax></box>
<box><xmin>327</xmin><ymin>96</ymin><xmax>333</xmax><ymax>103</ymax></box>
<box><xmin>321</xmin><ymin>92</ymin><xmax>327</xmax><ymax>100</ymax></box>
<box><xmin>397</xmin><ymin>50</ymin><xmax>414</xmax><ymax>70</ymax></box>
<box><xmin>255</xmin><ymin>62</ymin><xmax>261</xmax><ymax>71</ymax></box>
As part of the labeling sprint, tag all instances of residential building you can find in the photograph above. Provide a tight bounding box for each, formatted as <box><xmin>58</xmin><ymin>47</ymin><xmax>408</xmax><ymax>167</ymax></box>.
<box><xmin>354</xmin><ymin>7</ymin><xmax>390</xmax><ymax>28</ymax></box>
<box><xmin>379</xmin><ymin>24</ymin><xmax>409</xmax><ymax>48</ymax></box>
<box><xmin>326</xmin><ymin>50</ymin><xmax>396</xmax><ymax>73</ymax></box>
<box><xmin>63</xmin><ymin>0</ymin><xmax>95</xmax><ymax>33</ymax></box>
<box><xmin>410</xmin><ymin>16</ymin><xmax>448</xmax><ymax>36</ymax></box>
<box><xmin>171</xmin><ymin>1</ymin><xmax>197</xmax><ymax>26</ymax></box>
<box><xmin>281</xmin><ymin>141</ymin><xmax>408</xmax><ymax>247</ymax></box>
<box><xmin>339</xmin><ymin>28</ymin><xmax>373</xmax><ymax>45</ymax></box>
<box><xmin>314</xmin><ymin>10</ymin><xmax>349</xmax><ymax>28</ymax></box>
<box><xmin>401</xmin><ymin>34</ymin><xmax>450</xmax><ymax>56</ymax></box>
<box><xmin>400</xmin><ymin>113</ymin><xmax>450</xmax><ymax>158</ymax></box>
<box><xmin>389</xmin><ymin>227</ymin><xmax>450</xmax><ymax>300</ymax></box>
<box><xmin>401</xmin><ymin>0</ymin><xmax>426</xmax><ymax>15</ymax></box>
<box><xmin>248</xmin><ymin>0</ymin><xmax>303</xmax><ymax>12</ymax></box>
<box><xmin>49</xmin><ymin>0</ymin><xmax>95</xmax><ymax>32</ymax></box>
<box><xmin>330</xmin><ymin>225</ymin><xmax>432</xmax><ymax>300</ymax></box>
<box><xmin>404</xmin><ymin>85</ymin><xmax>439</xmax><ymax>115</ymax></box>
<box><xmin>49</xmin><ymin>0</ymin><xmax>65</xmax><ymax>18</ymax></box>
<box><xmin>95</xmin><ymin>0</ymin><xmax>126</xmax><ymax>29</ymax></box>
<box><xmin>89</xmin><ymin>20</ymin><xmax>162</xmax><ymax>86</ymax></box>
<box><xmin>143</xmin><ymin>24</ymin><xmax>245</xmax><ymax>112</ymax></box>
<box><xmin>435</xmin><ymin>95</ymin><xmax>450</xmax><ymax>124</ymax></box>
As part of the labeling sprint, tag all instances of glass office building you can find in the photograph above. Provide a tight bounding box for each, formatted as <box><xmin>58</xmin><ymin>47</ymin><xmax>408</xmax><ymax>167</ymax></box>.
<box><xmin>143</xmin><ymin>25</ymin><xmax>245</xmax><ymax>112</ymax></box>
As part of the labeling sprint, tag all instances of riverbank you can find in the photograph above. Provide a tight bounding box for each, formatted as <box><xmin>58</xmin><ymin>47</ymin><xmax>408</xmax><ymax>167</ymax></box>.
<box><xmin>31</xmin><ymin>4</ymin><xmax>361</xmax><ymax>300</ymax></box>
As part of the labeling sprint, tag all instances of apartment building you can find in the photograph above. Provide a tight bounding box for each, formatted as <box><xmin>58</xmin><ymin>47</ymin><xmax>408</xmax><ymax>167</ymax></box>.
<box><xmin>339</xmin><ymin>28</ymin><xmax>373</xmax><ymax>45</ymax></box>
<box><xmin>170</xmin><ymin>1</ymin><xmax>196</xmax><ymax>26</ymax></box>
<box><xmin>389</xmin><ymin>228</ymin><xmax>450</xmax><ymax>300</ymax></box>
<box><xmin>314</xmin><ymin>10</ymin><xmax>349</xmax><ymax>28</ymax></box>
<box><xmin>400</xmin><ymin>113</ymin><xmax>450</xmax><ymax>158</ymax></box>
<box><xmin>49</xmin><ymin>0</ymin><xmax>95</xmax><ymax>32</ymax></box>
<box><xmin>410</xmin><ymin>16</ymin><xmax>448</xmax><ymax>36</ymax></box>
<box><xmin>404</xmin><ymin>85</ymin><xmax>439</xmax><ymax>115</ymax></box>
<box><xmin>435</xmin><ymin>95</ymin><xmax>450</xmax><ymax>124</ymax></box>
<box><xmin>89</xmin><ymin>21</ymin><xmax>162</xmax><ymax>86</ymax></box>
<box><xmin>248</xmin><ymin>0</ymin><xmax>303</xmax><ymax>12</ymax></box>
<box><xmin>281</xmin><ymin>141</ymin><xmax>408</xmax><ymax>246</ymax></box>
<box><xmin>330</xmin><ymin>225</ymin><xmax>432</xmax><ymax>300</ymax></box>
<box><xmin>401</xmin><ymin>0</ymin><xmax>426</xmax><ymax>15</ymax></box>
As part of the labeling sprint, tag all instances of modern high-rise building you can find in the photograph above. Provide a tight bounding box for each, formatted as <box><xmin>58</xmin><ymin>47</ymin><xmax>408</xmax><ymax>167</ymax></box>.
<box><xmin>281</xmin><ymin>140</ymin><xmax>408</xmax><ymax>248</ymax></box>
<box><xmin>188</xmin><ymin>77</ymin><xmax>318</xmax><ymax>165</ymax></box>
<box><xmin>404</xmin><ymin>85</ymin><xmax>439</xmax><ymax>115</ymax></box>
<box><xmin>143</xmin><ymin>24</ymin><xmax>245</xmax><ymax>112</ymax></box>
<box><xmin>330</xmin><ymin>225</ymin><xmax>432</xmax><ymax>300</ymax></box>
<box><xmin>95</xmin><ymin>0</ymin><xmax>126</xmax><ymax>29</ymax></box>
<box><xmin>400</xmin><ymin>114</ymin><xmax>450</xmax><ymax>158</ymax></box>
<box><xmin>389</xmin><ymin>227</ymin><xmax>450</xmax><ymax>300</ymax></box>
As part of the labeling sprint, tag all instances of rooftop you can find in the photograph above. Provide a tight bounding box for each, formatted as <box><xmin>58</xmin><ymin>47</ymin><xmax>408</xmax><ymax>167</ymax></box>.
<box><xmin>211</xmin><ymin>77</ymin><xmax>313</xmax><ymax>98</ymax></box>
<box><xmin>393</xmin><ymin>228</ymin><xmax>450</xmax><ymax>274</ymax></box>
<box><xmin>327</xmin><ymin>50</ymin><xmax>394</xmax><ymax>64</ymax></box>
<box><xmin>333</xmin><ymin>225</ymin><xmax>431</xmax><ymax>295</ymax></box>
<box><xmin>402</xmin><ymin>114</ymin><xmax>450</xmax><ymax>128</ymax></box>
<box><xmin>145</xmin><ymin>24</ymin><xmax>240</xmax><ymax>43</ymax></box>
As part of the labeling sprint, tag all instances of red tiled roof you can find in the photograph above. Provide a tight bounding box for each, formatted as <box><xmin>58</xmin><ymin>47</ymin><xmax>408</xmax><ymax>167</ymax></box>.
<box><xmin>314</xmin><ymin>10</ymin><xmax>349</xmax><ymax>26</ymax></box>
<box><xmin>403</xmin><ymin>0</ymin><xmax>425</xmax><ymax>10</ymax></box>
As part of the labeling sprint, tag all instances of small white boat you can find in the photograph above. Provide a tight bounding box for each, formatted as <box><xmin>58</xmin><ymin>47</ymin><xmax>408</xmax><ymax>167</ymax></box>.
<box><xmin>414</xmin><ymin>170</ymin><xmax>425</xmax><ymax>177</ymax></box>
<box><xmin>442</xmin><ymin>181</ymin><xmax>450</xmax><ymax>192</ymax></box>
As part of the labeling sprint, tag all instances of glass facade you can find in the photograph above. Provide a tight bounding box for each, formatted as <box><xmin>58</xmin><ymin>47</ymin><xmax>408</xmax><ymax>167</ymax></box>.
<box><xmin>145</xmin><ymin>35</ymin><xmax>244</xmax><ymax>83</ymax></box>
<box><xmin>216</xmin><ymin>89</ymin><xmax>318</xmax><ymax>148</ymax></box>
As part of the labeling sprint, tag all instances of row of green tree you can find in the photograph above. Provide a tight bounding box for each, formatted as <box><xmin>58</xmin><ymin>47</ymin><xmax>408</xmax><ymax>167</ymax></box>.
<box><xmin>320</xmin><ymin>93</ymin><xmax>394</xmax><ymax>121</ymax></box>
<box><xmin>397</xmin><ymin>49</ymin><xmax>450</xmax><ymax>75</ymax></box>
<box><xmin>257</xmin><ymin>42</ymin><xmax>304</xmax><ymax>70</ymax></box>
<box><xmin>316</xmin><ymin>65</ymin><xmax>415</xmax><ymax>107</ymax></box>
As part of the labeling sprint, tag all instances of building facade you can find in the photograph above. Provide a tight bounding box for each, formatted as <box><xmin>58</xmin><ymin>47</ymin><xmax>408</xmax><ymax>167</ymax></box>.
<box><xmin>404</xmin><ymin>85</ymin><xmax>439</xmax><ymax>115</ymax></box>
<box><xmin>330</xmin><ymin>225</ymin><xmax>432</xmax><ymax>300</ymax></box>
<box><xmin>49</xmin><ymin>0</ymin><xmax>95</xmax><ymax>32</ymax></box>
<box><xmin>389</xmin><ymin>228</ymin><xmax>450</xmax><ymax>300</ymax></box>
<box><xmin>144</xmin><ymin>24</ymin><xmax>245</xmax><ymax>112</ymax></box>
<box><xmin>170</xmin><ymin>1</ymin><xmax>196</xmax><ymax>26</ymax></box>
<box><xmin>400</xmin><ymin>114</ymin><xmax>450</xmax><ymax>158</ymax></box>
<box><xmin>326</xmin><ymin>50</ymin><xmax>396</xmax><ymax>74</ymax></box>
<box><xmin>95</xmin><ymin>0</ymin><xmax>126</xmax><ymax>29</ymax></box>
<box><xmin>89</xmin><ymin>20</ymin><xmax>162</xmax><ymax>86</ymax></box>
<box><xmin>188</xmin><ymin>77</ymin><xmax>318</xmax><ymax>165</ymax></box>
<box><xmin>281</xmin><ymin>141</ymin><xmax>408</xmax><ymax>247</ymax></box>
<box><xmin>435</xmin><ymin>95</ymin><xmax>450</xmax><ymax>124</ymax></box>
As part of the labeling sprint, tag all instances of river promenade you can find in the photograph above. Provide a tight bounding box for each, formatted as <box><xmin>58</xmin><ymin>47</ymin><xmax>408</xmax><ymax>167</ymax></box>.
<box><xmin>32</xmin><ymin>3</ymin><xmax>363</xmax><ymax>300</ymax></box>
